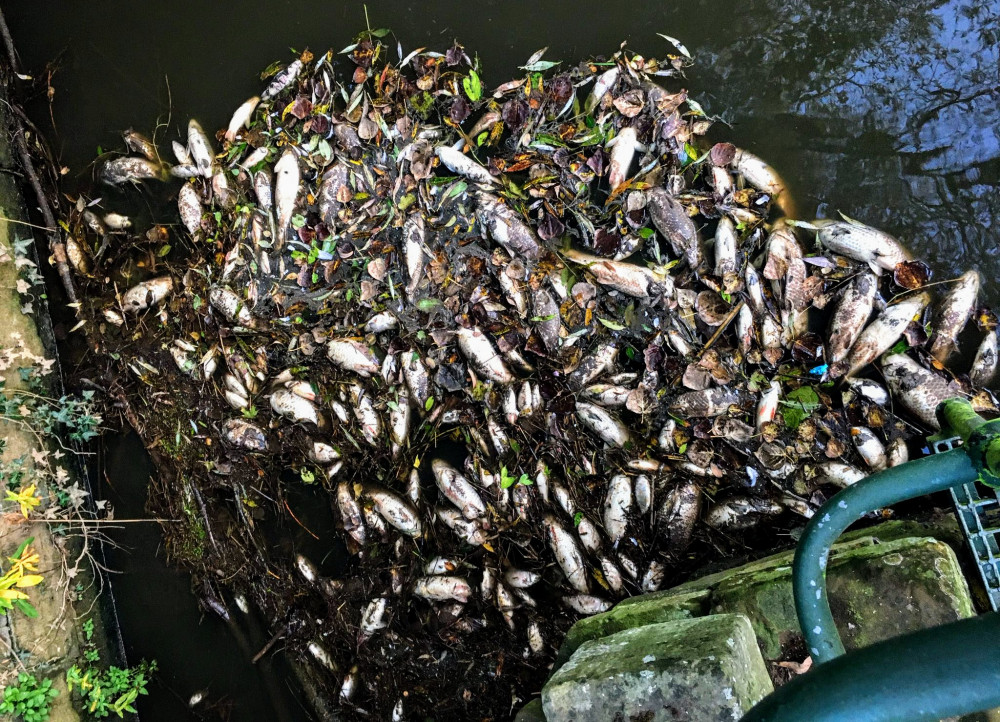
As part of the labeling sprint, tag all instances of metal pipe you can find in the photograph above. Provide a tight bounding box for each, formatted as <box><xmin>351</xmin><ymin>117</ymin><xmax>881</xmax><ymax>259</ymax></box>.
<box><xmin>741</xmin><ymin>611</ymin><xmax>1000</xmax><ymax>722</ymax></box>
<box><xmin>793</xmin><ymin>447</ymin><xmax>977</xmax><ymax>663</ymax></box>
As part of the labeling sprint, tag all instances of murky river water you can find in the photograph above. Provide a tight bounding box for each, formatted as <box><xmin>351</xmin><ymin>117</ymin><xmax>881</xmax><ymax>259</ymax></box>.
<box><xmin>5</xmin><ymin>1</ymin><xmax>1000</xmax><ymax>719</ymax></box>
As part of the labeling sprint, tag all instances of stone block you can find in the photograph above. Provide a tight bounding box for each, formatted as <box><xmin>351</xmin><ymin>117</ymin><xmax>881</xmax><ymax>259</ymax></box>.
<box><xmin>542</xmin><ymin>614</ymin><xmax>772</xmax><ymax>722</ymax></box>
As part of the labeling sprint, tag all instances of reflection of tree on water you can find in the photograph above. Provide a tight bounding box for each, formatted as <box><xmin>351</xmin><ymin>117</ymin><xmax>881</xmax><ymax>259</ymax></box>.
<box><xmin>697</xmin><ymin>0</ymin><xmax>1000</xmax><ymax>302</ymax></box>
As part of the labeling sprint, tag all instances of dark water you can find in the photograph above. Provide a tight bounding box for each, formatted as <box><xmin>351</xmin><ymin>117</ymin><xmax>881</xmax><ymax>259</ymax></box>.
<box><xmin>4</xmin><ymin>0</ymin><xmax>1000</xmax><ymax>719</ymax></box>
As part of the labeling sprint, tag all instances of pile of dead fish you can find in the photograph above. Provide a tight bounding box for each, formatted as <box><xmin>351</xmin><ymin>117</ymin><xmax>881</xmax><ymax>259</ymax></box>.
<box><xmin>65</xmin><ymin>32</ymin><xmax>998</xmax><ymax>715</ymax></box>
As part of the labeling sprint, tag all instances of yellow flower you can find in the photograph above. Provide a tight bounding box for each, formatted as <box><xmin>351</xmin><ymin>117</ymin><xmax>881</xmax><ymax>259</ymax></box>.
<box><xmin>5</xmin><ymin>484</ymin><xmax>40</xmax><ymax>518</ymax></box>
<box><xmin>9</xmin><ymin>547</ymin><xmax>40</xmax><ymax>574</ymax></box>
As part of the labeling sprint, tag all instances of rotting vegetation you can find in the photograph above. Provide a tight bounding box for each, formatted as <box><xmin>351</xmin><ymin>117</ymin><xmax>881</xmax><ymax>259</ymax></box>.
<box><xmin>18</xmin><ymin>23</ymin><xmax>1000</xmax><ymax>721</ymax></box>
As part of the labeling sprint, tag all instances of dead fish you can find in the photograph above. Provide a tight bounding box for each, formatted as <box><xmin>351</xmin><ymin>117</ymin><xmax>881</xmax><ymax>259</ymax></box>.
<box><xmin>102</xmin><ymin>212</ymin><xmax>132</xmax><ymax>230</ymax></box>
<box><xmin>599</xmin><ymin>556</ymin><xmax>625</xmax><ymax>594</ymax></box>
<box><xmin>413</xmin><ymin>576</ymin><xmax>471</xmax><ymax>603</ymax></box>
<box><xmin>100</xmin><ymin>156</ymin><xmax>167</xmax><ymax>184</ymax></box>
<box><xmin>170</xmin><ymin>344</ymin><xmax>197</xmax><ymax>378</ymax></box>
<box><xmin>646</xmin><ymin>187</ymin><xmax>703</xmax><ymax>271</ymax></box>
<box><xmin>576</xmin><ymin>516</ymin><xmax>602</xmax><ymax>553</ymax></box>
<box><xmin>436</xmin><ymin>145</ymin><xmax>497</xmax><ymax>184</ymax></box>
<box><xmin>122</xmin><ymin>128</ymin><xmax>157</xmax><ymax>160</ymax></box>
<box><xmin>585</xmin><ymin>66</ymin><xmax>619</xmax><ymax>113</ymax></box>
<box><xmin>221</xmin><ymin>418</ymin><xmax>268</xmax><ymax>452</ymax></box>
<box><xmin>456</xmin><ymin>326</ymin><xmax>515</xmax><ymax>384</ymax></box>
<box><xmin>735</xmin><ymin>304</ymin><xmax>754</xmax><ymax>352</ymax></box>
<box><xmin>641</xmin><ymin>561</ymin><xmax>666</xmax><ymax>592</ymax></box>
<box><xmin>65</xmin><ymin>236</ymin><xmax>92</xmax><ymax>275</ymax></box>
<box><xmin>432</xmin><ymin>458</ymin><xmax>486</xmax><ymax>520</ymax></box>
<box><xmin>527</xmin><ymin>622</ymin><xmax>545</xmax><ymax>655</ymax></box>
<box><xmin>253</xmin><ymin>170</ymin><xmax>273</xmax><ymax>210</ymax></box>
<box><xmin>705</xmin><ymin>495</ymin><xmax>784</xmax><ymax>530</ymax></box>
<box><xmin>576</xmin><ymin>402</ymin><xmax>630</xmax><ymax>447</ymax></box>
<box><xmin>658</xmin><ymin>480</ymin><xmax>700</xmax><ymax>552</ymax></box>
<box><xmin>607</xmin><ymin>126</ymin><xmax>639</xmax><ymax>190</ymax></box>
<box><xmin>209</xmin><ymin>286</ymin><xmax>254</xmax><ymax>326</ymax></box>
<box><xmin>359</xmin><ymin>598</ymin><xmax>388</xmax><ymax>640</ymax></box>
<box><xmin>562</xmin><ymin>594</ymin><xmax>611</xmax><ymax>614</ymax></box>
<box><xmin>389</xmin><ymin>392</ymin><xmax>410</xmax><ymax>456</ymax></box>
<box><xmin>812</xmin><ymin>217</ymin><xmax>911</xmax><ymax>274</ymax></box>
<box><xmin>274</xmin><ymin>148</ymin><xmax>300</xmax><ymax>238</ymax></box>
<box><xmin>337</xmin><ymin>482</ymin><xmax>366</xmax><ymax>546</ymax></box>
<box><xmin>842</xmin><ymin>292</ymin><xmax>930</xmax><ymax>378</ymax></box>
<box><xmin>318</xmin><ymin>163</ymin><xmax>350</xmax><ymax>227</ymax></box>
<box><xmin>505</xmin><ymin>569</ymin><xmax>541</xmax><ymax>589</ymax></box>
<box><xmin>187</xmin><ymin>119</ymin><xmax>215</xmax><ymax>178</ymax></box>
<box><xmin>569</xmin><ymin>342</ymin><xmax>618</xmax><ymax>388</ymax></box>
<box><xmin>583</xmin><ymin>383</ymin><xmax>632</xmax><ymax>407</ymax></box>
<box><xmin>403</xmin><ymin>214</ymin><xmax>427</xmax><ymax>298</ymax></box>
<box><xmin>309</xmin><ymin>441</ymin><xmax>340</xmax><ymax>464</ymax></box>
<box><xmin>669</xmin><ymin>387</ymin><xmax>739</xmax><ymax>417</ymax></box>
<box><xmin>563</xmin><ymin>247</ymin><xmax>674</xmax><ymax>299</ymax></box>
<box><xmin>425</xmin><ymin>557</ymin><xmax>461</xmax><ymax>575</ymax></box>
<box><xmin>882</xmin><ymin>353</ymin><xmax>952</xmax><ymax>430</ymax></box>
<box><xmin>845</xmin><ymin>378</ymin><xmax>889</xmax><ymax>406</ymax></box>
<box><xmin>365</xmin><ymin>487</ymin><xmax>421</xmax><ymax>537</ymax></box>
<box><xmin>308</xmin><ymin>642</ymin><xmax>338</xmax><ymax>674</ymax></box>
<box><xmin>476</xmin><ymin>193</ymin><xmax>541</xmax><ymax>259</ymax></box>
<box><xmin>531</xmin><ymin>287</ymin><xmax>562</xmax><ymax>353</ymax></box>
<box><xmin>543</xmin><ymin>514</ymin><xmax>589</xmax><ymax>593</ymax></box>
<box><xmin>714</xmin><ymin>216</ymin><xmax>738</xmax><ymax>278</ymax></box>
<box><xmin>970</xmin><ymin>331</ymin><xmax>999</xmax><ymax>387</ymax></box>
<box><xmin>340</xmin><ymin>666</ymin><xmax>359</xmax><ymax>702</ymax></box>
<box><xmin>261</xmin><ymin>59</ymin><xmax>303</xmax><ymax>101</ymax></box>
<box><xmin>327</xmin><ymin>338</ymin><xmax>380</xmax><ymax>377</ymax></box>
<box><xmin>731</xmin><ymin>148</ymin><xmax>794</xmax><ymax>217</ymax></box>
<box><xmin>349</xmin><ymin>384</ymin><xmax>381</xmax><ymax>446</ymax></box>
<box><xmin>403</xmin><ymin>352</ymin><xmax>432</xmax><ymax>409</ymax></box>
<box><xmin>827</xmin><ymin>272</ymin><xmax>878</xmax><ymax>364</ymax></box>
<box><xmin>928</xmin><ymin>270</ymin><xmax>980</xmax><ymax>362</ymax></box>
<box><xmin>294</xmin><ymin>554</ymin><xmax>320</xmax><ymax>583</ymax></box>
<box><xmin>603</xmin><ymin>474</ymin><xmax>632</xmax><ymax>544</ymax></box>
<box><xmin>270</xmin><ymin>388</ymin><xmax>322</xmax><ymax>426</ymax></box>
<box><xmin>851</xmin><ymin>426</ymin><xmax>887</xmax><ymax>471</ymax></box>
<box><xmin>122</xmin><ymin>276</ymin><xmax>173</xmax><ymax>313</ymax></box>
<box><xmin>436</xmin><ymin>508</ymin><xmax>488</xmax><ymax>546</ymax></box>
<box><xmin>170</xmin><ymin>164</ymin><xmax>201</xmax><ymax>179</ymax></box>
<box><xmin>171</xmin><ymin>140</ymin><xmax>192</xmax><ymax>165</ymax></box>
<box><xmin>756</xmin><ymin>379</ymin><xmax>781</xmax><ymax>429</ymax></box>
<box><xmin>887</xmin><ymin>438</ymin><xmax>909</xmax><ymax>467</ymax></box>
<box><xmin>225</xmin><ymin>96</ymin><xmax>260</xmax><ymax>142</ymax></box>
<box><xmin>634</xmin><ymin>475</ymin><xmax>653</xmax><ymax>514</ymax></box>
<box><xmin>807</xmin><ymin>461</ymin><xmax>866</xmax><ymax>488</ymax></box>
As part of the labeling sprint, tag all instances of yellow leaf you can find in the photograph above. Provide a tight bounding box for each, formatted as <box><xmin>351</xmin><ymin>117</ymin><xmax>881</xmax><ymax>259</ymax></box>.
<box><xmin>0</xmin><ymin>588</ymin><xmax>28</xmax><ymax>600</ymax></box>
<box><xmin>15</xmin><ymin>574</ymin><xmax>43</xmax><ymax>588</ymax></box>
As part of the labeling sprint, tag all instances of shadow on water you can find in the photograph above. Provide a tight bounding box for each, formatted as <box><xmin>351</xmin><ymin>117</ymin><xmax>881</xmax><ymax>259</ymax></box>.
<box><xmin>99</xmin><ymin>431</ymin><xmax>313</xmax><ymax>721</ymax></box>
<box><xmin>3</xmin><ymin>0</ymin><xmax>999</xmax><ymax>717</ymax></box>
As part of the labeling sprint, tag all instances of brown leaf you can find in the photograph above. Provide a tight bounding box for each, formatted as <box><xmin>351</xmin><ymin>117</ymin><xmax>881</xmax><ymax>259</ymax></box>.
<box><xmin>612</xmin><ymin>89</ymin><xmax>645</xmax><ymax>118</ymax></box>
<box><xmin>893</xmin><ymin>260</ymin><xmax>931</xmax><ymax>289</ymax></box>
<box><xmin>289</xmin><ymin>95</ymin><xmax>313</xmax><ymax>120</ymax></box>
<box><xmin>710</xmin><ymin>142</ymin><xmax>737</xmax><ymax>166</ymax></box>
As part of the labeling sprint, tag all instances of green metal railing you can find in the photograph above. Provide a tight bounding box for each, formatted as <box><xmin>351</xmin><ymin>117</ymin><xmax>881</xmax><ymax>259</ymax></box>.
<box><xmin>743</xmin><ymin>398</ymin><xmax>1000</xmax><ymax>721</ymax></box>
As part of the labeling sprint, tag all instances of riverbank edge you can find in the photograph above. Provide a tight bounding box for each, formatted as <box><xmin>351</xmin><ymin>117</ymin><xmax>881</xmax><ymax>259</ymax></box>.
<box><xmin>0</xmin><ymin>68</ymin><xmax>116</xmax><ymax>721</ymax></box>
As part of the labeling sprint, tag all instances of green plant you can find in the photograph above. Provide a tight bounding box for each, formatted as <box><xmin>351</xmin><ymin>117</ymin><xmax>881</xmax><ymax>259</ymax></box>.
<box><xmin>499</xmin><ymin>466</ymin><xmax>533</xmax><ymax>490</ymax></box>
<box><xmin>67</xmin><ymin>660</ymin><xmax>157</xmax><ymax>719</ymax></box>
<box><xmin>0</xmin><ymin>673</ymin><xmax>59</xmax><ymax>722</ymax></box>
<box><xmin>0</xmin><ymin>538</ymin><xmax>44</xmax><ymax>617</ymax></box>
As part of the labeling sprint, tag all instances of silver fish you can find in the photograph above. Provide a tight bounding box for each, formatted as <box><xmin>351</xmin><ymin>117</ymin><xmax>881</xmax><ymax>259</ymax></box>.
<box><xmin>436</xmin><ymin>146</ymin><xmax>497</xmax><ymax>184</ymax></box>
<box><xmin>365</xmin><ymin>487</ymin><xmax>422</xmax><ymax>537</ymax></box>
<box><xmin>403</xmin><ymin>213</ymin><xmax>427</xmax><ymax>298</ymax></box>
<box><xmin>101</xmin><ymin>156</ymin><xmax>166</xmax><ymax>184</ymax></box>
<box><xmin>585</xmin><ymin>66</ymin><xmax>619</xmax><ymax>113</ymax></box>
<box><xmin>641</xmin><ymin>561</ymin><xmax>666</xmax><ymax>592</ymax></box>
<box><xmin>634</xmin><ymin>475</ymin><xmax>653</xmax><ymax>514</ymax></box>
<box><xmin>309</xmin><ymin>441</ymin><xmax>340</xmax><ymax>464</ymax></box>
<box><xmin>414</xmin><ymin>576</ymin><xmax>471</xmax><ymax>603</ymax></box>
<box><xmin>102</xmin><ymin>212</ymin><xmax>132</xmax><ymax>230</ymax></box>
<box><xmin>274</xmin><ymin>148</ymin><xmax>300</xmax><ymax>238</ymax></box>
<box><xmin>714</xmin><ymin>216</ymin><xmax>738</xmax><ymax>278</ymax></box>
<box><xmin>171</xmin><ymin>140</ymin><xmax>192</xmax><ymax>165</ymax></box>
<box><xmin>425</xmin><ymin>557</ymin><xmax>461</xmax><ymax>575</ymax></box>
<box><xmin>432</xmin><ymin>459</ymin><xmax>486</xmax><ymax>520</ymax></box>
<box><xmin>187</xmin><ymin>119</ymin><xmax>215</xmax><ymax>178</ymax></box>
<box><xmin>456</xmin><ymin>326</ymin><xmax>515</xmax><ymax>384</ymax></box>
<box><xmin>827</xmin><ymin>272</ymin><xmax>878</xmax><ymax>364</ymax></box>
<box><xmin>756</xmin><ymin>379</ymin><xmax>781</xmax><ymax>429</ymax></box>
<box><xmin>582</xmin><ymin>384</ymin><xmax>631</xmax><ymax>408</ymax></box>
<box><xmin>225</xmin><ymin>96</ymin><xmax>260</xmax><ymax>142</ymax></box>
<box><xmin>842</xmin><ymin>292</ymin><xmax>930</xmax><ymax>378</ymax></box>
<box><xmin>562</xmin><ymin>594</ymin><xmax>611</xmax><ymax>614</ymax></box>
<box><xmin>563</xmin><ymin>247</ymin><xmax>674</xmax><ymax>299</ymax></box>
<box><xmin>658</xmin><ymin>480</ymin><xmax>700</xmax><ymax>552</ymax></box>
<box><xmin>731</xmin><ymin>148</ymin><xmax>794</xmax><ymax>217</ymax></box>
<box><xmin>599</xmin><ymin>556</ymin><xmax>625</xmax><ymax>594</ymax></box>
<box><xmin>882</xmin><ymin>353</ymin><xmax>952</xmax><ymax>430</ymax></box>
<box><xmin>813</xmin><ymin>217</ymin><xmax>911</xmax><ymax>274</ymax></box>
<box><xmin>436</xmin><ymin>508</ymin><xmax>488</xmax><ymax>546</ymax></box>
<box><xmin>845</xmin><ymin>378</ymin><xmax>889</xmax><ymax>406</ymax></box>
<box><xmin>359</xmin><ymin>598</ymin><xmax>388</xmax><ymax>640</ymax></box>
<box><xmin>270</xmin><ymin>388</ymin><xmax>322</xmax><ymax>426</ymax></box>
<box><xmin>806</xmin><ymin>461</ymin><xmax>866</xmax><ymax>489</ymax></box>
<box><xmin>476</xmin><ymin>193</ymin><xmax>541</xmax><ymax>259</ymax></box>
<box><xmin>349</xmin><ymin>384</ymin><xmax>381</xmax><ymax>446</ymax></box>
<box><xmin>928</xmin><ymin>270</ymin><xmax>980</xmax><ymax>362</ymax></box>
<box><xmin>209</xmin><ymin>286</ymin><xmax>254</xmax><ymax>326</ymax></box>
<box><xmin>253</xmin><ymin>170</ymin><xmax>273</xmax><ymax>211</ymax></box>
<box><xmin>669</xmin><ymin>386</ymin><xmax>739</xmax><ymax>417</ymax></box>
<box><xmin>576</xmin><ymin>516</ymin><xmax>602</xmax><ymax>554</ymax></box>
<box><xmin>850</xmin><ymin>426</ymin><xmax>887</xmax><ymax>471</ymax></box>
<box><xmin>505</xmin><ymin>569</ymin><xmax>540</xmax><ymax>589</ymax></box>
<box><xmin>221</xmin><ymin>418</ymin><xmax>268</xmax><ymax>452</ymax></box>
<box><xmin>170</xmin><ymin>164</ymin><xmax>201</xmax><ymax>179</ymax></box>
<box><xmin>569</xmin><ymin>342</ymin><xmax>618</xmax><ymax>388</ymax></box>
<box><xmin>261</xmin><ymin>59</ymin><xmax>303</xmax><ymax>101</ymax></box>
<box><xmin>576</xmin><ymin>402</ymin><xmax>630</xmax><ymax>447</ymax></box>
<box><xmin>544</xmin><ymin>514</ymin><xmax>589</xmax><ymax>593</ymax></box>
<box><xmin>337</xmin><ymin>482</ymin><xmax>366</xmax><ymax>546</ymax></box>
<box><xmin>647</xmin><ymin>187</ymin><xmax>704</xmax><ymax>271</ymax></box>
<box><xmin>327</xmin><ymin>339</ymin><xmax>380</xmax><ymax>377</ymax></box>
<box><xmin>970</xmin><ymin>331</ymin><xmax>999</xmax><ymax>388</ymax></box>
<box><xmin>603</xmin><ymin>474</ymin><xmax>632</xmax><ymax>544</ymax></box>
<box><xmin>607</xmin><ymin>126</ymin><xmax>639</xmax><ymax>190</ymax></box>
<box><xmin>122</xmin><ymin>276</ymin><xmax>173</xmax><ymax>313</ymax></box>
<box><xmin>887</xmin><ymin>438</ymin><xmax>909</xmax><ymax>468</ymax></box>
<box><xmin>705</xmin><ymin>495</ymin><xmax>783</xmax><ymax>530</ymax></box>
<box><xmin>531</xmin><ymin>287</ymin><xmax>562</xmax><ymax>353</ymax></box>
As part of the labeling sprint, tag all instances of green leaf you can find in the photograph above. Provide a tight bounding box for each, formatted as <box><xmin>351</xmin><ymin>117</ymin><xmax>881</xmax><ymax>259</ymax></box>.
<box><xmin>416</xmin><ymin>297</ymin><xmax>441</xmax><ymax>312</ymax></box>
<box><xmin>780</xmin><ymin>386</ymin><xmax>821</xmax><ymax>430</ymax></box>
<box><xmin>888</xmin><ymin>338</ymin><xmax>908</xmax><ymax>355</ymax></box>
<box><xmin>462</xmin><ymin>69</ymin><xmax>482</xmax><ymax>102</ymax></box>
<box><xmin>598</xmin><ymin>317</ymin><xmax>626</xmax><ymax>331</ymax></box>
<box><xmin>638</xmin><ymin>227</ymin><xmax>655</xmax><ymax>239</ymax></box>
<box><xmin>677</xmin><ymin>442</ymin><xmax>688</xmax><ymax>455</ymax></box>
<box><xmin>573</xmin><ymin>511</ymin><xmax>583</xmax><ymax>527</ymax></box>
<box><xmin>522</xmin><ymin>59</ymin><xmax>561</xmax><ymax>72</ymax></box>
<box><xmin>424</xmin><ymin>397</ymin><xmax>435</xmax><ymax>411</ymax></box>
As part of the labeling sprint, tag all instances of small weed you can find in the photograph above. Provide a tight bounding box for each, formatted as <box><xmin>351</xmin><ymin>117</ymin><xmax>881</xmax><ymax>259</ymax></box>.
<box><xmin>0</xmin><ymin>673</ymin><xmax>58</xmax><ymax>722</ymax></box>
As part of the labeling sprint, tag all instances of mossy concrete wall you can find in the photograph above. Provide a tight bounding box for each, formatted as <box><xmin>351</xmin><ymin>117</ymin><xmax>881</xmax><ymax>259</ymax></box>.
<box><xmin>0</xmin><ymin>83</ymin><xmax>82</xmax><ymax>722</ymax></box>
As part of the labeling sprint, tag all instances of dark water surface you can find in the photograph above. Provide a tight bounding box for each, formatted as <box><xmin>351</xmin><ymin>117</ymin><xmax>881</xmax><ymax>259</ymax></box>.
<box><xmin>5</xmin><ymin>1</ymin><xmax>1000</xmax><ymax>719</ymax></box>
